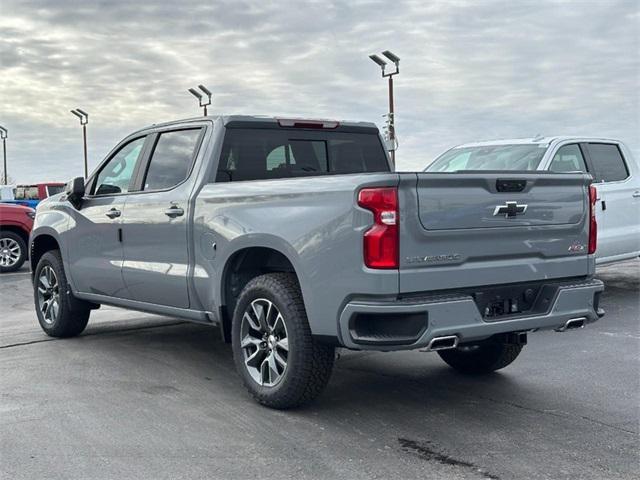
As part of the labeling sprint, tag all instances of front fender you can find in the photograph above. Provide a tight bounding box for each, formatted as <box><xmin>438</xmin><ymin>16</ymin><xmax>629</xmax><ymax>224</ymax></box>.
<box><xmin>29</xmin><ymin>205</ymin><xmax>71</xmax><ymax>282</ymax></box>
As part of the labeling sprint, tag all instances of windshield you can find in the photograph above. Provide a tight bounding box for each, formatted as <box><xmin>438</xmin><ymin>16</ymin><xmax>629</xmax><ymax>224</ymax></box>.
<box><xmin>426</xmin><ymin>144</ymin><xmax>547</xmax><ymax>172</ymax></box>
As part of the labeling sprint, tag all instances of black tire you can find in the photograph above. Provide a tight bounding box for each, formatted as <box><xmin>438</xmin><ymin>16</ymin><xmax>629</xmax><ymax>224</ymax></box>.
<box><xmin>438</xmin><ymin>337</ymin><xmax>523</xmax><ymax>374</ymax></box>
<box><xmin>231</xmin><ymin>273</ymin><xmax>335</xmax><ymax>409</ymax></box>
<box><xmin>0</xmin><ymin>231</ymin><xmax>27</xmax><ymax>273</ymax></box>
<box><xmin>33</xmin><ymin>250</ymin><xmax>90</xmax><ymax>338</ymax></box>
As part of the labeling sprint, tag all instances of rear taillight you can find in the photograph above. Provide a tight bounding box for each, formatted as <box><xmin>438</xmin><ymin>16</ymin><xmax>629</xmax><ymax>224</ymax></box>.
<box><xmin>357</xmin><ymin>187</ymin><xmax>399</xmax><ymax>269</ymax></box>
<box><xmin>588</xmin><ymin>185</ymin><xmax>597</xmax><ymax>254</ymax></box>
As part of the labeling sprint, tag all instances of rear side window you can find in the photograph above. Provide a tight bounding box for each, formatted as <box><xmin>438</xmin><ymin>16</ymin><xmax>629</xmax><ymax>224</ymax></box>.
<box><xmin>15</xmin><ymin>186</ymin><xmax>39</xmax><ymax>200</ymax></box>
<box><xmin>143</xmin><ymin>129</ymin><xmax>202</xmax><ymax>191</ymax></box>
<box><xmin>46</xmin><ymin>185</ymin><xmax>65</xmax><ymax>196</ymax></box>
<box><xmin>215</xmin><ymin>128</ymin><xmax>389</xmax><ymax>182</ymax></box>
<box><xmin>585</xmin><ymin>143</ymin><xmax>629</xmax><ymax>182</ymax></box>
<box><xmin>549</xmin><ymin>144</ymin><xmax>588</xmax><ymax>173</ymax></box>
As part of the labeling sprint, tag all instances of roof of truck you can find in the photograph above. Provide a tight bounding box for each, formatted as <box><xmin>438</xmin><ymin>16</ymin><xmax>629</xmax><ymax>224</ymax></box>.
<box><xmin>142</xmin><ymin>115</ymin><xmax>379</xmax><ymax>131</ymax></box>
<box><xmin>453</xmin><ymin>136</ymin><xmax>623</xmax><ymax>148</ymax></box>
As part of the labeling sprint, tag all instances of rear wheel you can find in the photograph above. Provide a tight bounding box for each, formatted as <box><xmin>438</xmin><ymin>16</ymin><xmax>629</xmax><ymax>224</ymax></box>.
<box><xmin>0</xmin><ymin>231</ymin><xmax>27</xmax><ymax>273</ymax></box>
<box><xmin>438</xmin><ymin>338</ymin><xmax>523</xmax><ymax>374</ymax></box>
<box><xmin>34</xmin><ymin>250</ymin><xmax>90</xmax><ymax>338</ymax></box>
<box><xmin>232</xmin><ymin>273</ymin><xmax>334</xmax><ymax>409</ymax></box>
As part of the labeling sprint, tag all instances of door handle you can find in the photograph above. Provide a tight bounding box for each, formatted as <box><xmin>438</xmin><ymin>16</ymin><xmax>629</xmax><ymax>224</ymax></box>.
<box><xmin>105</xmin><ymin>208</ymin><xmax>121</xmax><ymax>219</ymax></box>
<box><xmin>633</xmin><ymin>191</ymin><xmax>640</xmax><ymax>198</ymax></box>
<box><xmin>164</xmin><ymin>205</ymin><xmax>184</xmax><ymax>218</ymax></box>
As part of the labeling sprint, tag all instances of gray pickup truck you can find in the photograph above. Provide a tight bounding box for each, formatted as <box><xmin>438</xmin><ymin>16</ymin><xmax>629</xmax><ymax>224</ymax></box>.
<box><xmin>30</xmin><ymin>116</ymin><xmax>604</xmax><ymax>409</ymax></box>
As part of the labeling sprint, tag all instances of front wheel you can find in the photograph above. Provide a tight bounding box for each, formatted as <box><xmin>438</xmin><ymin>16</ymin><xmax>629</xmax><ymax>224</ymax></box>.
<box><xmin>34</xmin><ymin>250</ymin><xmax>90</xmax><ymax>338</ymax></box>
<box><xmin>438</xmin><ymin>338</ymin><xmax>523</xmax><ymax>374</ymax></box>
<box><xmin>231</xmin><ymin>273</ymin><xmax>334</xmax><ymax>409</ymax></box>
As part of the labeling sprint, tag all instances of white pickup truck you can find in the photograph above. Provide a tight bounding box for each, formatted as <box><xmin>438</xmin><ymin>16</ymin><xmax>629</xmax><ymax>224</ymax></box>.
<box><xmin>426</xmin><ymin>137</ymin><xmax>640</xmax><ymax>265</ymax></box>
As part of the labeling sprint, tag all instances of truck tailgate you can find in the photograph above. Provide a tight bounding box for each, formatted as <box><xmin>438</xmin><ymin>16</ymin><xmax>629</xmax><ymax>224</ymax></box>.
<box><xmin>398</xmin><ymin>172</ymin><xmax>593</xmax><ymax>294</ymax></box>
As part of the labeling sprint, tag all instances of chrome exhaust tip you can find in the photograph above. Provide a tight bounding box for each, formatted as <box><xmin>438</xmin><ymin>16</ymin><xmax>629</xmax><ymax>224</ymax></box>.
<box><xmin>424</xmin><ymin>335</ymin><xmax>459</xmax><ymax>351</ymax></box>
<box><xmin>555</xmin><ymin>317</ymin><xmax>586</xmax><ymax>332</ymax></box>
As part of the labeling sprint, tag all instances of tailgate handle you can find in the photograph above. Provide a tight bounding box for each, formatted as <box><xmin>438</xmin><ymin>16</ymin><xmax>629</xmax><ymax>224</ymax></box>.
<box><xmin>496</xmin><ymin>179</ymin><xmax>527</xmax><ymax>193</ymax></box>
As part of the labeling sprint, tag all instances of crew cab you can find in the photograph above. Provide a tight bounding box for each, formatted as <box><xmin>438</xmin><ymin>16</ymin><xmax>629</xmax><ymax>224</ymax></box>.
<box><xmin>30</xmin><ymin>117</ymin><xmax>604</xmax><ymax>409</ymax></box>
<box><xmin>426</xmin><ymin>137</ymin><xmax>640</xmax><ymax>265</ymax></box>
<box><xmin>0</xmin><ymin>203</ymin><xmax>35</xmax><ymax>272</ymax></box>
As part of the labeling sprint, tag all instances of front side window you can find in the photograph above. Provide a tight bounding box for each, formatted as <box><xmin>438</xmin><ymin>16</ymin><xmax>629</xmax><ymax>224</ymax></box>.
<box><xmin>427</xmin><ymin>144</ymin><xmax>547</xmax><ymax>172</ymax></box>
<box><xmin>585</xmin><ymin>143</ymin><xmax>629</xmax><ymax>182</ymax></box>
<box><xmin>215</xmin><ymin>128</ymin><xmax>388</xmax><ymax>182</ymax></box>
<box><xmin>549</xmin><ymin>144</ymin><xmax>588</xmax><ymax>173</ymax></box>
<box><xmin>93</xmin><ymin>136</ymin><xmax>146</xmax><ymax>196</ymax></box>
<box><xmin>143</xmin><ymin>129</ymin><xmax>202</xmax><ymax>191</ymax></box>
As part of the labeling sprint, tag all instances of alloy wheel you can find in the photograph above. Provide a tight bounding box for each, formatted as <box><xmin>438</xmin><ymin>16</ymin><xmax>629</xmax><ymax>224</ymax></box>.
<box><xmin>0</xmin><ymin>237</ymin><xmax>21</xmax><ymax>267</ymax></box>
<box><xmin>240</xmin><ymin>298</ymin><xmax>289</xmax><ymax>387</ymax></box>
<box><xmin>37</xmin><ymin>265</ymin><xmax>60</xmax><ymax>325</ymax></box>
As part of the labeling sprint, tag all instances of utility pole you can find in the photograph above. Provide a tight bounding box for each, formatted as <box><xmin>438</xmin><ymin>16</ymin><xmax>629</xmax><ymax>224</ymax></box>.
<box><xmin>369</xmin><ymin>51</ymin><xmax>400</xmax><ymax>167</ymax></box>
<box><xmin>70</xmin><ymin>109</ymin><xmax>89</xmax><ymax>178</ymax></box>
<box><xmin>0</xmin><ymin>126</ymin><xmax>7</xmax><ymax>185</ymax></box>
<box><xmin>188</xmin><ymin>85</ymin><xmax>212</xmax><ymax>116</ymax></box>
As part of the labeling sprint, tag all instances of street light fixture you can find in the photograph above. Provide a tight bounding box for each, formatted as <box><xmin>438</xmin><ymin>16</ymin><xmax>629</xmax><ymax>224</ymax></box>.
<box><xmin>369</xmin><ymin>50</ymin><xmax>400</xmax><ymax>166</ymax></box>
<box><xmin>70</xmin><ymin>109</ymin><xmax>89</xmax><ymax>178</ymax></box>
<box><xmin>0</xmin><ymin>126</ymin><xmax>7</xmax><ymax>185</ymax></box>
<box><xmin>188</xmin><ymin>84</ymin><xmax>212</xmax><ymax>116</ymax></box>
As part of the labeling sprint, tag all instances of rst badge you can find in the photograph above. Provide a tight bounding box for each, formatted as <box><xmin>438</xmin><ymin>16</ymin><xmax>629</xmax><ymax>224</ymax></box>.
<box><xmin>568</xmin><ymin>241</ymin><xmax>586</xmax><ymax>253</ymax></box>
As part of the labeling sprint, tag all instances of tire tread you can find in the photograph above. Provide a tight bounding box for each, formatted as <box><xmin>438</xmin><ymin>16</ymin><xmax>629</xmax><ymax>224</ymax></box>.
<box><xmin>438</xmin><ymin>340</ymin><xmax>523</xmax><ymax>374</ymax></box>
<box><xmin>34</xmin><ymin>250</ymin><xmax>90</xmax><ymax>338</ymax></box>
<box><xmin>232</xmin><ymin>273</ymin><xmax>334</xmax><ymax>409</ymax></box>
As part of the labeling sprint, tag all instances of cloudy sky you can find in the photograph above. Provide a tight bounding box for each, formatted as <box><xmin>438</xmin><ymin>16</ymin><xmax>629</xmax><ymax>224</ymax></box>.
<box><xmin>1</xmin><ymin>0</ymin><xmax>638</xmax><ymax>183</ymax></box>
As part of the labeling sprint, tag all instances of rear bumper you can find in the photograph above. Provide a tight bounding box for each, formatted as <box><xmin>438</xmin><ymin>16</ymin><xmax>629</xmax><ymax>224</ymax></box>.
<box><xmin>338</xmin><ymin>278</ymin><xmax>604</xmax><ymax>351</ymax></box>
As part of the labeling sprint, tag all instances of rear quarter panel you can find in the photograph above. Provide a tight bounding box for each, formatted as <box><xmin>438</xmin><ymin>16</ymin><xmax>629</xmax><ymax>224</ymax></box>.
<box><xmin>192</xmin><ymin>173</ymin><xmax>400</xmax><ymax>337</ymax></box>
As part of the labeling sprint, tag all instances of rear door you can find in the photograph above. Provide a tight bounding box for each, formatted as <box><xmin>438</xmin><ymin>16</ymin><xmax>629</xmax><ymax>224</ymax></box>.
<box><xmin>581</xmin><ymin>142</ymin><xmax>640</xmax><ymax>261</ymax></box>
<box><xmin>121</xmin><ymin>126</ymin><xmax>205</xmax><ymax>308</ymax></box>
<box><xmin>398</xmin><ymin>172</ymin><xmax>592</xmax><ymax>294</ymax></box>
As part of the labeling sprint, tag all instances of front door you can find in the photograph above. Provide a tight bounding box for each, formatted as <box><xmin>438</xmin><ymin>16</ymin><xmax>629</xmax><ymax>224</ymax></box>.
<box><xmin>66</xmin><ymin>136</ymin><xmax>147</xmax><ymax>298</ymax></box>
<box><xmin>122</xmin><ymin>127</ymin><xmax>204</xmax><ymax>308</ymax></box>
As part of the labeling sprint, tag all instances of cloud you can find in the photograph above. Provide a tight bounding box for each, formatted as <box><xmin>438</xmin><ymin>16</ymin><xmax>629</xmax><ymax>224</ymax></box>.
<box><xmin>0</xmin><ymin>0</ymin><xmax>638</xmax><ymax>182</ymax></box>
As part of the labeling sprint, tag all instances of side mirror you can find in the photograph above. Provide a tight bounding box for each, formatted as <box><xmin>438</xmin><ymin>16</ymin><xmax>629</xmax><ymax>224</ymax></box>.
<box><xmin>66</xmin><ymin>177</ymin><xmax>85</xmax><ymax>209</ymax></box>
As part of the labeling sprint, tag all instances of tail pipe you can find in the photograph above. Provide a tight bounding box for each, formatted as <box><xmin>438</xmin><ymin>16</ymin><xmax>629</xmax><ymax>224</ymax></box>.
<box><xmin>555</xmin><ymin>317</ymin><xmax>586</xmax><ymax>332</ymax></box>
<box><xmin>424</xmin><ymin>335</ymin><xmax>459</xmax><ymax>351</ymax></box>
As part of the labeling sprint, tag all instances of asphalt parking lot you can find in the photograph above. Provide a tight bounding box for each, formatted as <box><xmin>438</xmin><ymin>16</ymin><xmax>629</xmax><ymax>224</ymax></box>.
<box><xmin>1</xmin><ymin>261</ymin><xmax>638</xmax><ymax>480</ymax></box>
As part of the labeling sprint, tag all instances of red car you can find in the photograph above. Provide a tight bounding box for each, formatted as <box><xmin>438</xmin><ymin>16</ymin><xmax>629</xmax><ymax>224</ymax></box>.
<box><xmin>0</xmin><ymin>203</ymin><xmax>35</xmax><ymax>272</ymax></box>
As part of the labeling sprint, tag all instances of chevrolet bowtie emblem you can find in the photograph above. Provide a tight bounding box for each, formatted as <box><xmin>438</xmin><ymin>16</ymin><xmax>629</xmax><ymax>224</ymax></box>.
<box><xmin>493</xmin><ymin>201</ymin><xmax>528</xmax><ymax>218</ymax></box>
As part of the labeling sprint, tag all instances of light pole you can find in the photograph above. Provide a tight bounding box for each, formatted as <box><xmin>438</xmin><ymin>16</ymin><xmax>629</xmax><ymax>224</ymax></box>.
<box><xmin>369</xmin><ymin>50</ymin><xmax>400</xmax><ymax>166</ymax></box>
<box><xmin>188</xmin><ymin>84</ymin><xmax>212</xmax><ymax>116</ymax></box>
<box><xmin>0</xmin><ymin>126</ymin><xmax>7</xmax><ymax>185</ymax></box>
<box><xmin>70</xmin><ymin>109</ymin><xmax>89</xmax><ymax>178</ymax></box>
